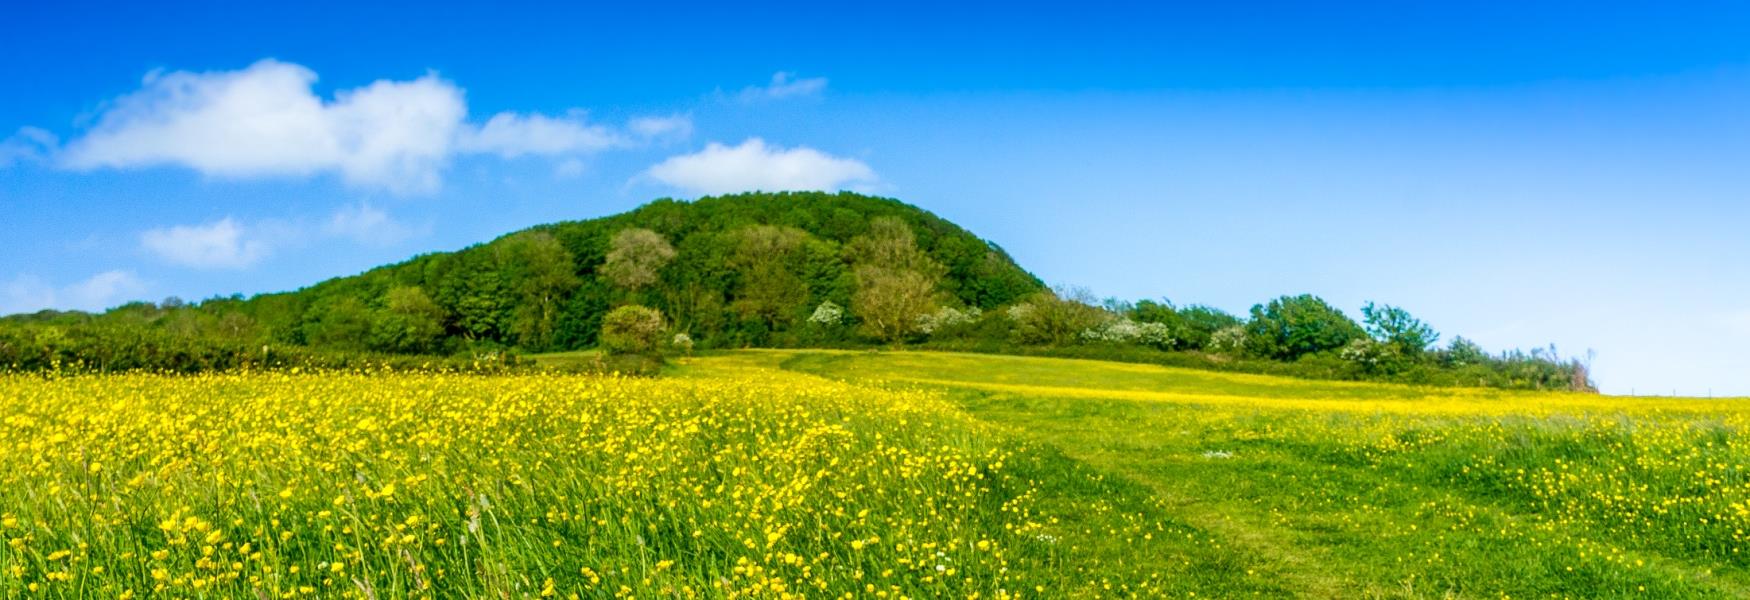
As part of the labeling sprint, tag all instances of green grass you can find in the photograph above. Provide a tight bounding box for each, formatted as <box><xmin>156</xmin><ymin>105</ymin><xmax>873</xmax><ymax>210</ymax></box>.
<box><xmin>682</xmin><ymin>349</ymin><xmax>1750</xmax><ymax>598</ymax></box>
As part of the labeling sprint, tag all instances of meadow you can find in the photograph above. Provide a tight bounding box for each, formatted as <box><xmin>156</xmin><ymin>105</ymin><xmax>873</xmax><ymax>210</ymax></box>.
<box><xmin>2</xmin><ymin>351</ymin><xmax>1748</xmax><ymax>597</ymax></box>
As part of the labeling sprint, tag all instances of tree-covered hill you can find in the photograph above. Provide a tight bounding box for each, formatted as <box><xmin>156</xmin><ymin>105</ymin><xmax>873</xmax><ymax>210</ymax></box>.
<box><xmin>18</xmin><ymin>192</ymin><xmax>1040</xmax><ymax>359</ymax></box>
<box><xmin>273</xmin><ymin>191</ymin><xmax>1041</xmax><ymax>353</ymax></box>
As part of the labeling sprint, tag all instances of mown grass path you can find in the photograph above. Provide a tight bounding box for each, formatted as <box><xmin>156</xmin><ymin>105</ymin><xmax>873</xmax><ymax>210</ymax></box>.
<box><xmin>681</xmin><ymin>349</ymin><xmax>1750</xmax><ymax>598</ymax></box>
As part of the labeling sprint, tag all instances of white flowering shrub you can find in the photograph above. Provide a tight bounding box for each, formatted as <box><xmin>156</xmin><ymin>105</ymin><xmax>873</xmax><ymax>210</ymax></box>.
<box><xmin>807</xmin><ymin>301</ymin><xmax>845</xmax><ymax>326</ymax></box>
<box><xmin>670</xmin><ymin>332</ymin><xmax>694</xmax><ymax>354</ymax></box>
<box><xmin>916</xmin><ymin>306</ymin><xmax>981</xmax><ymax>336</ymax></box>
<box><xmin>1076</xmin><ymin>318</ymin><xmax>1175</xmax><ymax>349</ymax></box>
<box><xmin>1208</xmin><ymin>325</ymin><xmax>1248</xmax><ymax>355</ymax></box>
<box><xmin>1135</xmin><ymin>321</ymin><xmax>1175</xmax><ymax>350</ymax></box>
<box><xmin>1080</xmin><ymin>318</ymin><xmax>1141</xmax><ymax>343</ymax></box>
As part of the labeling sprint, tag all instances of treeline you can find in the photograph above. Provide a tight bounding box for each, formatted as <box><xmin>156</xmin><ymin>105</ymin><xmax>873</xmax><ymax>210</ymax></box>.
<box><xmin>909</xmin><ymin>289</ymin><xmax>1594</xmax><ymax>391</ymax></box>
<box><xmin>0</xmin><ymin>192</ymin><xmax>1592</xmax><ymax>391</ymax></box>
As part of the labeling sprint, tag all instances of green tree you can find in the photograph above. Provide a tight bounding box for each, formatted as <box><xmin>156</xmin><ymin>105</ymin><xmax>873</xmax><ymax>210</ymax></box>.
<box><xmin>846</xmin><ymin>217</ymin><xmax>945</xmax><ymax>343</ymax></box>
<box><xmin>600</xmin><ymin>305</ymin><xmax>666</xmax><ymax>356</ymax></box>
<box><xmin>728</xmin><ymin>225</ymin><xmax>811</xmax><ymax>331</ymax></box>
<box><xmin>500</xmin><ymin>232</ymin><xmax>580</xmax><ymax>350</ymax></box>
<box><xmin>369</xmin><ymin>286</ymin><xmax>447</xmax><ymax>354</ymax></box>
<box><xmin>1244</xmin><ymin>294</ymin><xmax>1364</xmax><ymax>360</ymax></box>
<box><xmin>1360</xmin><ymin>302</ymin><xmax>1439</xmax><ymax>355</ymax></box>
<box><xmin>1176</xmin><ymin>305</ymin><xmax>1241</xmax><ymax>351</ymax></box>
<box><xmin>300</xmin><ymin>297</ymin><xmax>372</xmax><ymax>351</ymax></box>
<box><xmin>438</xmin><ymin>251</ymin><xmax>509</xmax><ymax>342</ymax></box>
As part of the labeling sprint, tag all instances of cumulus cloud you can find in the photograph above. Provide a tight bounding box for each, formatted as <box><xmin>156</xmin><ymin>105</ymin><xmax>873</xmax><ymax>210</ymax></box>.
<box><xmin>140</xmin><ymin>218</ymin><xmax>271</xmax><ymax>269</ymax></box>
<box><xmin>644</xmin><ymin>138</ymin><xmax>876</xmax><ymax>196</ymax></box>
<box><xmin>323</xmin><ymin>203</ymin><xmax>421</xmax><ymax>246</ymax></box>
<box><xmin>0</xmin><ymin>127</ymin><xmax>58</xmax><ymax>167</ymax></box>
<box><xmin>43</xmin><ymin>59</ymin><xmax>687</xmax><ymax>193</ymax></box>
<box><xmin>2</xmin><ymin>271</ymin><xmax>146</xmax><ymax>315</ymax></box>
<box><xmin>59</xmin><ymin>60</ymin><xmax>465</xmax><ymax>194</ymax></box>
<box><xmin>738</xmin><ymin>72</ymin><xmax>828</xmax><ymax>101</ymax></box>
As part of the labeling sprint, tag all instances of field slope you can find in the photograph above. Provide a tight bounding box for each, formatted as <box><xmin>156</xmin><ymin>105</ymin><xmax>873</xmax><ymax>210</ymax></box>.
<box><xmin>700</xmin><ymin>350</ymin><xmax>1750</xmax><ymax>598</ymax></box>
<box><xmin>4</xmin><ymin>352</ymin><xmax>1745</xmax><ymax>598</ymax></box>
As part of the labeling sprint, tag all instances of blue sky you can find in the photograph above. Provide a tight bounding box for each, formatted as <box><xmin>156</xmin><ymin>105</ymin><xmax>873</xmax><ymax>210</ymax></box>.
<box><xmin>3</xmin><ymin>1</ymin><xmax>1749</xmax><ymax>395</ymax></box>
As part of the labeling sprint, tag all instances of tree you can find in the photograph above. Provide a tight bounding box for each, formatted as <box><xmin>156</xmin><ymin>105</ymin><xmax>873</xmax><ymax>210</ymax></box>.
<box><xmin>1360</xmin><ymin>302</ymin><xmax>1439</xmax><ymax>355</ymax></box>
<box><xmin>851</xmin><ymin>267</ymin><xmax>939</xmax><ymax>344</ymax></box>
<box><xmin>1176</xmin><ymin>305</ymin><xmax>1242</xmax><ymax>351</ymax></box>
<box><xmin>300</xmin><ymin>297</ymin><xmax>372</xmax><ymax>351</ymax></box>
<box><xmin>500</xmin><ymin>232</ymin><xmax>580</xmax><ymax>350</ymax></box>
<box><xmin>846</xmin><ymin>217</ymin><xmax>946</xmax><ymax>343</ymax></box>
<box><xmin>728</xmin><ymin>225</ymin><xmax>811</xmax><ymax>330</ymax></box>
<box><xmin>1244</xmin><ymin>294</ymin><xmax>1364</xmax><ymax>360</ymax></box>
<box><xmin>1442</xmin><ymin>336</ymin><xmax>1488</xmax><ymax>367</ymax></box>
<box><xmin>438</xmin><ymin>251</ymin><xmax>509</xmax><ymax>342</ymax></box>
<box><xmin>369</xmin><ymin>286</ymin><xmax>447</xmax><ymax>354</ymax></box>
<box><xmin>845</xmin><ymin>217</ymin><xmax>939</xmax><ymax>274</ymax></box>
<box><xmin>599</xmin><ymin>305</ymin><xmax>666</xmax><ymax>356</ymax></box>
<box><xmin>601</xmin><ymin>228</ymin><xmax>676</xmax><ymax>291</ymax></box>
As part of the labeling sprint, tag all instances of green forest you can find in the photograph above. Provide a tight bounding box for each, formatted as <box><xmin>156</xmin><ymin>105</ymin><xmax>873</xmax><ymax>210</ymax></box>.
<box><xmin>0</xmin><ymin>192</ymin><xmax>1592</xmax><ymax>390</ymax></box>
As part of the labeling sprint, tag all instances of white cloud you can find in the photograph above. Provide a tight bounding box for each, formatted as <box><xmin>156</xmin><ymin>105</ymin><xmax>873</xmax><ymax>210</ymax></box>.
<box><xmin>323</xmin><ymin>203</ymin><xmax>420</xmax><ymax>246</ymax></box>
<box><xmin>140</xmin><ymin>218</ymin><xmax>271</xmax><ymax>269</ymax></box>
<box><xmin>738</xmin><ymin>72</ymin><xmax>828</xmax><ymax>101</ymax></box>
<box><xmin>0</xmin><ymin>127</ymin><xmax>58</xmax><ymax>167</ymax></box>
<box><xmin>2</xmin><ymin>271</ymin><xmax>146</xmax><ymax>315</ymax></box>
<box><xmin>44</xmin><ymin>59</ymin><xmax>688</xmax><ymax>192</ymax></box>
<box><xmin>59</xmin><ymin>60</ymin><xmax>466</xmax><ymax>194</ymax></box>
<box><xmin>458</xmin><ymin>111</ymin><xmax>618</xmax><ymax>158</ymax></box>
<box><xmin>628</xmin><ymin>114</ymin><xmax>693</xmax><ymax>141</ymax></box>
<box><xmin>644</xmin><ymin>138</ymin><xmax>876</xmax><ymax>196</ymax></box>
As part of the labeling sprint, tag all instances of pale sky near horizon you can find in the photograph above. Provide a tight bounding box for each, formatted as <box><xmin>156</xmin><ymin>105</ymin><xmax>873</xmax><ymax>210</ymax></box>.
<box><xmin>4</xmin><ymin>1</ymin><xmax>1749</xmax><ymax>395</ymax></box>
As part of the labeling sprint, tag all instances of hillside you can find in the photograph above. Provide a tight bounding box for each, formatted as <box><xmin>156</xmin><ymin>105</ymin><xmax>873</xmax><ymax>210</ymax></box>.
<box><xmin>3</xmin><ymin>192</ymin><xmax>1039</xmax><ymax>360</ymax></box>
<box><xmin>691</xmin><ymin>350</ymin><xmax>1749</xmax><ymax>596</ymax></box>
<box><xmin>267</xmin><ymin>192</ymin><xmax>1039</xmax><ymax>351</ymax></box>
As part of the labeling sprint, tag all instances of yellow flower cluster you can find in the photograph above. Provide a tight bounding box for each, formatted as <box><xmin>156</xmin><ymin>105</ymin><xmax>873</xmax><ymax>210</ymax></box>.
<box><xmin>0</xmin><ymin>371</ymin><xmax>1069</xmax><ymax>598</ymax></box>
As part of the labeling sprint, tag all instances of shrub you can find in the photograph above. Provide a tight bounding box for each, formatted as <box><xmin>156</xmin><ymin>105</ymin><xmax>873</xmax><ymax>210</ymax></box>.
<box><xmin>808</xmin><ymin>301</ymin><xmax>846</xmax><ymax>326</ymax></box>
<box><xmin>1208</xmin><ymin>325</ymin><xmax>1248</xmax><ymax>355</ymax></box>
<box><xmin>917</xmin><ymin>306</ymin><xmax>981</xmax><ymax>336</ymax></box>
<box><xmin>1008</xmin><ymin>287</ymin><xmax>1108</xmax><ymax>346</ymax></box>
<box><xmin>600</xmin><ymin>305</ymin><xmax>666</xmax><ymax>356</ymax></box>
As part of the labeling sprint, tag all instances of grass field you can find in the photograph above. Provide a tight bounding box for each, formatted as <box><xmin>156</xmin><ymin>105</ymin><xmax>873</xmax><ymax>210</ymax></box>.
<box><xmin>2</xmin><ymin>351</ymin><xmax>1748</xmax><ymax>597</ymax></box>
<box><xmin>762</xmin><ymin>351</ymin><xmax>1750</xmax><ymax>597</ymax></box>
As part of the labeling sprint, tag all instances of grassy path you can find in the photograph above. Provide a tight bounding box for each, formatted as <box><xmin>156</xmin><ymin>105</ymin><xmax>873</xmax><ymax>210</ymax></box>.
<box><xmin>672</xmin><ymin>349</ymin><xmax>1750</xmax><ymax>598</ymax></box>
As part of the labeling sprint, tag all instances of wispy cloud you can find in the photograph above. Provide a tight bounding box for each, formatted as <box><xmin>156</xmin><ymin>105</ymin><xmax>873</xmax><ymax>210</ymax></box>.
<box><xmin>40</xmin><ymin>59</ymin><xmax>688</xmax><ymax>193</ymax></box>
<box><xmin>0</xmin><ymin>127</ymin><xmax>58</xmax><ymax>167</ymax></box>
<box><xmin>322</xmin><ymin>203</ymin><xmax>423</xmax><ymax>246</ymax></box>
<box><xmin>1</xmin><ymin>270</ymin><xmax>147</xmax><ymax>315</ymax></box>
<box><xmin>628</xmin><ymin>114</ymin><xmax>694</xmax><ymax>140</ymax></box>
<box><xmin>644</xmin><ymin>138</ymin><xmax>875</xmax><ymax>196</ymax></box>
<box><xmin>140</xmin><ymin>218</ymin><xmax>272</xmax><ymax>269</ymax></box>
<box><xmin>457</xmin><ymin>110</ymin><xmax>619</xmax><ymax>158</ymax></box>
<box><xmin>142</xmin><ymin>204</ymin><xmax>426</xmax><ymax>270</ymax></box>
<box><xmin>737</xmin><ymin>72</ymin><xmax>828</xmax><ymax>102</ymax></box>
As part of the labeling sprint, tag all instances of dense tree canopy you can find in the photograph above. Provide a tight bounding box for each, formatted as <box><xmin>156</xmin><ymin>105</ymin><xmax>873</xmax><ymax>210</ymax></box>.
<box><xmin>1244</xmin><ymin>294</ymin><xmax>1366</xmax><ymax>360</ymax></box>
